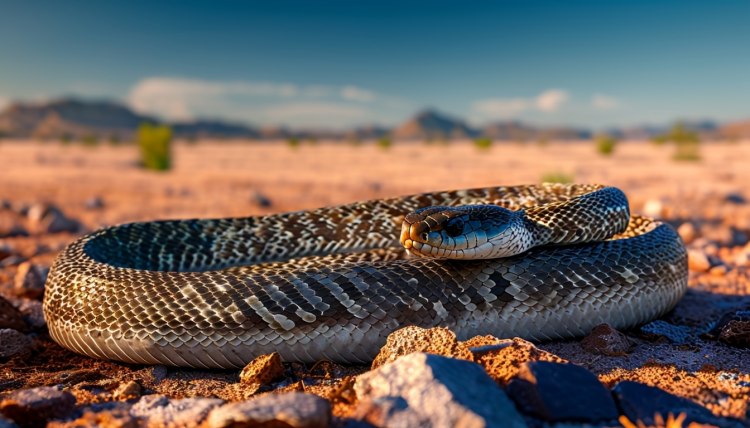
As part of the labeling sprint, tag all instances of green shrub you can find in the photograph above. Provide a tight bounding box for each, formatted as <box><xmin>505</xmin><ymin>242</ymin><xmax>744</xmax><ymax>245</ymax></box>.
<box><xmin>81</xmin><ymin>134</ymin><xmax>99</xmax><ymax>147</ymax></box>
<box><xmin>672</xmin><ymin>141</ymin><xmax>702</xmax><ymax>161</ymax></box>
<box><xmin>108</xmin><ymin>134</ymin><xmax>121</xmax><ymax>146</ymax></box>
<box><xmin>473</xmin><ymin>137</ymin><xmax>493</xmax><ymax>150</ymax></box>
<box><xmin>60</xmin><ymin>134</ymin><xmax>73</xmax><ymax>146</ymax></box>
<box><xmin>595</xmin><ymin>134</ymin><xmax>617</xmax><ymax>156</ymax></box>
<box><xmin>286</xmin><ymin>137</ymin><xmax>300</xmax><ymax>149</ymax></box>
<box><xmin>653</xmin><ymin>123</ymin><xmax>702</xmax><ymax>161</ymax></box>
<box><xmin>541</xmin><ymin>171</ymin><xmax>574</xmax><ymax>184</ymax></box>
<box><xmin>137</xmin><ymin>123</ymin><xmax>172</xmax><ymax>171</ymax></box>
<box><xmin>376</xmin><ymin>136</ymin><xmax>392</xmax><ymax>150</ymax></box>
<box><xmin>536</xmin><ymin>138</ymin><xmax>549</xmax><ymax>147</ymax></box>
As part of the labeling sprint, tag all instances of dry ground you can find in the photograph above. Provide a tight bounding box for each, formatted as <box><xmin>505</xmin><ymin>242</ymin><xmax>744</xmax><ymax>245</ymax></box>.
<box><xmin>1</xmin><ymin>139</ymin><xmax>749</xmax><ymax>422</ymax></box>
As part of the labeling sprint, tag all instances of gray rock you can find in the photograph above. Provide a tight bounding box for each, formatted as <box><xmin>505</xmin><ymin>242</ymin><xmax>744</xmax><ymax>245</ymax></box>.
<box><xmin>15</xmin><ymin>300</ymin><xmax>45</xmax><ymax>330</ymax></box>
<box><xmin>354</xmin><ymin>352</ymin><xmax>526</xmax><ymax>428</ymax></box>
<box><xmin>84</xmin><ymin>197</ymin><xmax>105</xmax><ymax>210</ymax></box>
<box><xmin>206</xmin><ymin>392</ymin><xmax>330</xmax><ymax>428</ymax></box>
<box><xmin>0</xmin><ymin>386</ymin><xmax>76</xmax><ymax>427</ymax></box>
<box><xmin>0</xmin><ymin>297</ymin><xmax>27</xmax><ymax>331</ymax></box>
<box><xmin>27</xmin><ymin>203</ymin><xmax>80</xmax><ymax>234</ymax></box>
<box><xmin>130</xmin><ymin>395</ymin><xmax>223</xmax><ymax>428</ymax></box>
<box><xmin>13</xmin><ymin>262</ymin><xmax>48</xmax><ymax>299</ymax></box>
<box><xmin>506</xmin><ymin>361</ymin><xmax>619</xmax><ymax>423</ymax></box>
<box><xmin>252</xmin><ymin>191</ymin><xmax>273</xmax><ymax>208</ymax></box>
<box><xmin>612</xmin><ymin>381</ymin><xmax>744</xmax><ymax>427</ymax></box>
<box><xmin>0</xmin><ymin>329</ymin><xmax>33</xmax><ymax>359</ymax></box>
<box><xmin>707</xmin><ymin>310</ymin><xmax>750</xmax><ymax>347</ymax></box>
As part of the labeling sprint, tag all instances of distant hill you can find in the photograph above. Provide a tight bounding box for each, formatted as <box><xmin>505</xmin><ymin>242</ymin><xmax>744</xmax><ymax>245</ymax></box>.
<box><xmin>0</xmin><ymin>98</ymin><xmax>744</xmax><ymax>142</ymax></box>
<box><xmin>392</xmin><ymin>109</ymin><xmax>476</xmax><ymax>140</ymax></box>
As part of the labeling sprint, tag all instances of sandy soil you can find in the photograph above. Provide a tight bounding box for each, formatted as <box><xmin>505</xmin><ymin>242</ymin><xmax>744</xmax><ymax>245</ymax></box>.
<box><xmin>1</xmin><ymin>139</ymin><xmax>749</xmax><ymax>423</ymax></box>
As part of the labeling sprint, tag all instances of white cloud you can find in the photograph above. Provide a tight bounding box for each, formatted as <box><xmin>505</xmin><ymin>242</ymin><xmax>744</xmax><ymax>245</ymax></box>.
<box><xmin>127</xmin><ymin>77</ymin><xmax>386</xmax><ymax>127</ymax></box>
<box><xmin>536</xmin><ymin>89</ymin><xmax>569</xmax><ymax>112</ymax></box>
<box><xmin>591</xmin><ymin>93</ymin><xmax>619</xmax><ymax>110</ymax></box>
<box><xmin>471</xmin><ymin>89</ymin><xmax>569</xmax><ymax>120</ymax></box>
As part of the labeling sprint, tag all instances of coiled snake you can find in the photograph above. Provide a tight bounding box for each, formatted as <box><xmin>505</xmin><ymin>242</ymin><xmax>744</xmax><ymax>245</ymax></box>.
<box><xmin>43</xmin><ymin>184</ymin><xmax>687</xmax><ymax>368</ymax></box>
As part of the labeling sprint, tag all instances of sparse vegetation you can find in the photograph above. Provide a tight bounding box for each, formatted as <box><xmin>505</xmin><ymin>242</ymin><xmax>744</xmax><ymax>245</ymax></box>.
<box><xmin>60</xmin><ymin>134</ymin><xmax>73</xmax><ymax>145</ymax></box>
<box><xmin>541</xmin><ymin>171</ymin><xmax>574</xmax><ymax>184</ymax></box>
<box><xmin>595</xmin><ymin>134</ymin><xmax>617</xmax><ymax>156</ymax></box>
<box><xmin>286</xmin><ymin>137</ymin><xmax>300</xmax><ymax>149</ymax></box>
<box><xmin>536</xmin><ymin>138</ymin><xmax>549</xmax><ymax>147</ymax></box>
<box><xmin>137</xmin><ymin>123</ymin><xmax>172</xmax><ymax>171</ymax></box>
<box><xmin>81</xmin><ymin>134</ymin><xmax>99</xmax><ymax>147</ymax></box>
<box><xmin>376</xmin><ymin>136</ymin><xmax>392</xmax><ymax>150</ymax></box>
<box><xmin>473</xmin><ymin>136</ymin><xmax>493</xmax><ymax>150</ymax></box>
<box><xmin>108</xmin><ymin>134</ymin><xmax>120</xmax><ymax>146</ymax></box>
<box><xmin>348</xmin><ymin>138</ymin><xmax>362</xmax><ymax>147</ymax></box>
<box><xmin>653</xmin><ymin>123</ymin><xmax>702</xmax><ymax>161</ymax></box>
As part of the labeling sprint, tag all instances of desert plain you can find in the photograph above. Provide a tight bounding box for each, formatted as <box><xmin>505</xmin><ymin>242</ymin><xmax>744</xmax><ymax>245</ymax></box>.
<box><xmin>1</xmin><ymin>139</ymin><xmax>749</xmax><ymax>426</ymax></box>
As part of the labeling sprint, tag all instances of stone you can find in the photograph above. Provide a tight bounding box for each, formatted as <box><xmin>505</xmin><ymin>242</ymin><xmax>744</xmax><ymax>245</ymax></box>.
<box><xmin>252</xmin><ymin>191</ymin><xmax>273</xmax><ymax>208</ymax></box>
<box><xmin>677</xmin><ymin>222</ymin><xmax>697</xmax><ymax>244</ymax></box>
<box><xmin>27</xmin><ymin>203</ymin><xmax>80</xmax><ymax>234</ymax></box>
<box><xmin>506</xmin><ymin>361</ymin><xmax>618</xmax><ymax>423</ymax></box>
<box><xmin>354</xmin><ymin>352</ymin><xmax>526</xmax><ymax>428</ymax></box>
<box><xmin>84</xmin><ymin>197</ymin><xmax>105</xmax><ymax>210</ymax></box>
<box><xmin>642</xmin><ymin>199</ymin><xmax>665</xmax><ymax>218</ymax></box>
<box><xmin>239</xmin><ymin>352</ymin><xmax>284</xmax><ymax>386</ymax></box>
<box><xmin>113</xmin><ymin>381</ymin><xmax>141</xmax><ymax>401</ymax></box>
<box><xmin>0</xmin><ymin>297</ymin><xmax>27</xmax><ymax>331</ymax></box>
<box><xmin>0</xmin><ymin>386</ymin><xmax>76</xmax><ymax>428</ymax></box>
<box><xmin>707</xmin><ymin>310</ymin><xmax>750</xmax><ymax>347</ymax></box>
<box><xmin>371</xmin><ymin>326</ymin><xmax>473</xmax><ymax>369</ymax></box>
<box><xmin>205</xmin><ymin>392</ymin><xmax>330</xmax><ymax>428</ymax></box>
<box><xmin>612</xmin><ymin>381</ymin><xmax>743</xmax><ymax>427</ymax></box>
<box><xmin>48</xmin><ymin>404</ymin><xmax>136</xmax><ymax>428</ymax></box>
<box><xmin>725</xmin><ymin>191</ymin><xmax>747</xmax><ymax>204</ymax></box>
<box><xmin>0</xmin><ymin>329</ymin><xmax>33</xmax><ymax>359</ymax></box>
<box><xmin>130</xmin><ymin>395</ymin><xmax>223</xmax><ymax>428</ymax></box>
<box><xmin>580</xmin><ymin>324</ymin><xmax>631</xmax><ymax>356</ymax></box>
<box><xmin>16</xmin><ymin>300</ymin><xmax>46</xmax><ymax>330</ymax></box>
<box><xmin>687</xmin><ymin>249</ymin><xmax>712</xmax><ymax>272</ymax></box>
<box><xmin>469</xmin><ymin>337</ymin><xmax>567</xmax><ymax>385</ymax></box>
<box><xmin>13</xmin><ymin>263</ymin><xmax>49</xmax><ymax>299</ymax></box>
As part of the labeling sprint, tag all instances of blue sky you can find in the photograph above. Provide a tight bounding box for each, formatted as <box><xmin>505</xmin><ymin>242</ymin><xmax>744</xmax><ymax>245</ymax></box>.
<box><xmin>1</xmin><ymin>0</ymin><xmax>748</xmax><ymax>129</ymax></box>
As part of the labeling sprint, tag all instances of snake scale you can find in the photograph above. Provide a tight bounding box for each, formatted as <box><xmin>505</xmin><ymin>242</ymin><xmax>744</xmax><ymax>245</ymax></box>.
<box><xmin>43</xmin><ymin>184</ymin><xmax>688</xmax><ymax>368</ymax></box>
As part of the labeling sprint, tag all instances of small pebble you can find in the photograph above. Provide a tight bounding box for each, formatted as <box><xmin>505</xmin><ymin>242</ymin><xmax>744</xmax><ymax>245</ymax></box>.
<box><xmin>239</xmin><ymin>352</ymin><xmax>284</xmax><ymax>386</ymax></box>
<box><xmin>84</xmin><ymin>197</ymin><xmax>105</xmax><ymax>210</ymax></box>
<box><xmin>206</xmin><ymin>392</ymin><xmax>330</xmax><ymax>428</ymax></box>
<box><xmin>580</xmin><ymin>324</ymin><xmax>631</xmax><ymax>355</ymax></box>
<box><xmin>708</xmin><ymin>311</ymin><xmax>750</xmax><ymax>348</ymax></box>
<box><xmin>677</xmin><ymin>222</ymin><xmax>697</xmax><ymax>244</ymax></box>
<box><xmin>0</xmin><ymin>386</ymin><xmax>76</xmax><ymax>427</ymax></box>
<box><xmin>0</xmin><ymin>297</ymin><xmax>27</xmax><ymax>331</ymax></box>
<box><xmin>0</xmin><ymin>329</ymin><xmax>33</xmax><ymax>359</ymax></box>
<box><xmin>687</xmin><ymin>249</ymin><xmax>712</xmax><ymax>272</ymax></box>
<box><xmin>113</xmin><ymin>381</ymin><xmax>141</xmax><ymax>401</ymax></box>
<box><xmin>252</xmin><ymin>191</ymin><xmax>273</xmax><ymax>208</ymax></box>
<box><xmin>130</xmin><ymin>395</ymin><xmax>223</xmax><ymax>428</ymax></box>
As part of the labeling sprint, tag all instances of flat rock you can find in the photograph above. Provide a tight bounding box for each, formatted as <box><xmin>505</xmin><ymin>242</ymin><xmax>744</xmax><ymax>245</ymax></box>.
<box><xmin>205</xmin><ymin>392</ymin><xmax>330</xmax><ymax>428</ymax></box>
<box><xmin>580</xmin><ymin>324</ymin><xmax>631</xmax><ymax>356</ymax></box>
<box><xmin>354</xmin><ymin>352</ymin><xmax>526</xmax><ymax>428</ymax></box>
<box><xmin>506</xmin><ymin>361</ymin><xmax>618</xmax><ymax>423</ymax></box>
<box><xmin>371</xmin><ymin>326</ymin><xmax>472</xmax><ymax>369</ymax></box>
<box><xmin>0</xmin><ymin>297</ymin><xmax>27</xmax><ymax>331</ymax></box>
<box><xmin>27</xmin><ymin>203</ymin><xmax>80</xmax><ymax>234</ymax></box>
<box><xmin>0</xmin><ymin>329</ymin><xmax>33</xmax><ymax>359</ymax></box>
<box><xmin>612</xmin><ymin>381</ymin><xmax>743</xmax><ymax>427</ymax></box>
<box><xmin>0</xmin><ymin>386</ymin><xmax>76</xmax><ymax>428</ymax></box>
<box><xmin>13</xmin><ymin>262</ymin><xmax>49</xmax><ymax>299</ymax></box>
<box><xmin>130</xmin><ymin>395</ymin><xmax>223</xmax><ymax>428</ymax></box>
<box><xmin>239</xmin><ymin>352</ymin><xmax>284</xmax><ymax>386</ymax></box>
<box><xmin>469</xmin><ymin>337</ymin><xmax>567</xmax><ymax>385</ymax></box>
<box><xmin>687</xmin><ymin>248</ymin><xmax>712</xmax><ymax>272</ymax></box>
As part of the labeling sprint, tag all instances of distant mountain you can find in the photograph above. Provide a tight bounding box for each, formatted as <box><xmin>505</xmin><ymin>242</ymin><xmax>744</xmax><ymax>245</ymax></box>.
<box><xmin>344</xmin><ymin>124</ymin><xmax>390</xmax><ymax>141</ymax></box>
<box><xmin>392</xmin><ymin>109</ymin><xmax>476</xmax><ymax>140</ymax></box>
<box><xmin>481</xmin><ymin>121</ymin><xmax>590</xmax><ymax>141</ymax></box>
<box><xmin>172</xmin><ymin>120</ymin><xmax>259</xmax><ymax>139</ymax></box>
<box><xmin>719</xmin><ymin>120</ymin><xmax>750</xmax><ymax>140</ymax></box>
<box><xmin>0</xmin><ymin>99</ymin><xmax>153</xmax><ymax>140</ymax></box>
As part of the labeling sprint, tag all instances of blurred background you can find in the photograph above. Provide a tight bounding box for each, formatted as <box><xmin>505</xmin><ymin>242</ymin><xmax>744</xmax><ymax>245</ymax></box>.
<box><xmin>1</xmin><ymin>0</ymin><xmax>749</xmax><ymax>227</ymax></box>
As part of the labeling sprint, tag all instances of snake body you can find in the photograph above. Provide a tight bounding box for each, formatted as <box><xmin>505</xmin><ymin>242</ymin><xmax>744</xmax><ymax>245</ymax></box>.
<box><xmin>43</xmin><ymin>184</ymin><xmax>687</xmax><ymax>368</ymax></box>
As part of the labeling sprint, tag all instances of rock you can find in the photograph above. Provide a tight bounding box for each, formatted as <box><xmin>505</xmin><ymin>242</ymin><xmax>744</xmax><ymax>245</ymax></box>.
<box><xmin>239</xmin><ymin>352</ymin><xmax>284</xmax><ymax>387</ymax></box>
<box><xmin>687</xmin><ymin>249</ymin><xmax>712</xmax><ymax>272</ymax></box>
<box><xmin>640</xmin><ymin>320</ymin><xmax>693</xmax><ymax>344</ymax></box>
<box><xmin>15</xmin><ymin>300</ymin><xmax>45</xmax><ymax>330</ymax></box>
<box><xmin>0</xmin><ymin>329</ymin><xmax>33</xmax><ymax>359</ymax></box>
<box><xmin>48</xmin><ymin>406</ymin><xmax>136</xmax><ymax>428</ymax></box>
<box><xmin>0</xmin><ymin>297</ymin><xmax>27</xmax><ymax>331</ymax></box>
<box><xmin>27</xmin><ymin>203</ymin><xmax>80</xmax><ymax>234</ymax></box>
<box><xmin>205</xmin><ymin>392</ymin><xmax>330</xmax><ymax>428</ymax></box>
<box><xmin>252</xmin><ymin>191</ymin><xmax>273</xmax><ymax>208</ymax></box>
<box><xmin>354</xmin><ymin>352</ymin><xmax>526</xmax><ymax>428</ymax></box>
<box><xmin>734</xmin><ymin>249</ymin><xmax>750</xmax><ymax>267</ymax></box>
<box><xmin>677</xmin><ymin>222</ymin><xmax>697</xmax><ymax>244</ymax></box>
<box><xmin>612</xmin><ymin>381</ymin><xmax>742</xmax><ymax>427</ymax></box>
<box><xmin>506</xmin><ymin>361</ymin><xmax>618</xmax><ymax>423</ymax></box>
<box><xmin>84</xmin><ymin>197</ymin><xmax>105</xmax><ymax>210</ymax></box>
<box><xmin>580</xmin><ymin>324</ymin><xmax>631</xmax><ymax>356</ymax></box>
<box><xmin>0</xmin><ymin>217</ymin><xmax>28</xmax><ymax>239</ymax></box>
<box><xmin>0</xmin><ymin>386</ymin><xmax>76</xmax><ymax>428</ymax></box>
<box><xmin>707</xmin><ymin>310</ymin><xmax>750</xmax><ymax>347</ymax></box>
<box><xmin>0</xmin><ymin>245</ymin><xmax>14</xmax><ymax>261</ymax></box>
<box><xmin>130</xmin><ymin>395</ymin><xmax>223</xmax><ymax>428</ymax></box>
<box><xmin>113</xmin><ymin>381</ymin><xmax>141</xmax><ymax>401</ymax></box>
<box><xmin>371</xmin><ymin>326</ymin><xmax>473</xmax><ymax>369</ymax></box>
<box><xmin>642</xmin><ymin>199</ymin><xmax>665</xmax><ymax>218</ymax></box>
<box><xmin>0</xmin><ymin>255</ymin><xmax>26</xmax><ymax>268</ymax></box>
<box><xmin>469</xmin><ymin>337</ymin><xmax>567</xmax><ymax>385</ymax></box>
<box><xmin>725</xmin><ymin>191</ymin><xmax>747</xmax><ymax>204</ymax></box>
<box><xmin>13</xmin><ymin>263</ymin><xmax>49</xmax><ymax>299</ymax></box>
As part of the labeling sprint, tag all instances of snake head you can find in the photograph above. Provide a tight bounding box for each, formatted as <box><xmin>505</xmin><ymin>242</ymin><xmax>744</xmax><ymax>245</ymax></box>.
<box><xmin>400</xmin><ymin>205</ymin><xmax>529</xmax><ymax>259</ymax></box>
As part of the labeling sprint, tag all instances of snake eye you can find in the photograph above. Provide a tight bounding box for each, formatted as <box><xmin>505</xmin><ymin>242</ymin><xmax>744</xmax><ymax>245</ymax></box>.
<box><xmin>444</xmin><ymin>218</ymin><xmax>465</xmax><ymax>237</ymax></box>
<box><xmin>420</xmin><ymin>232</ymin><xmax>429</xmax><ymax>241</ymax></box>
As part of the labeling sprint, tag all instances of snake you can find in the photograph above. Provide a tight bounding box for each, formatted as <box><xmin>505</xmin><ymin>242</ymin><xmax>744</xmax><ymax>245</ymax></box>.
<box><xmin>43</xmin><ymin>183</ymin><xmax>688</xmax><ymax>368</ymax></box>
